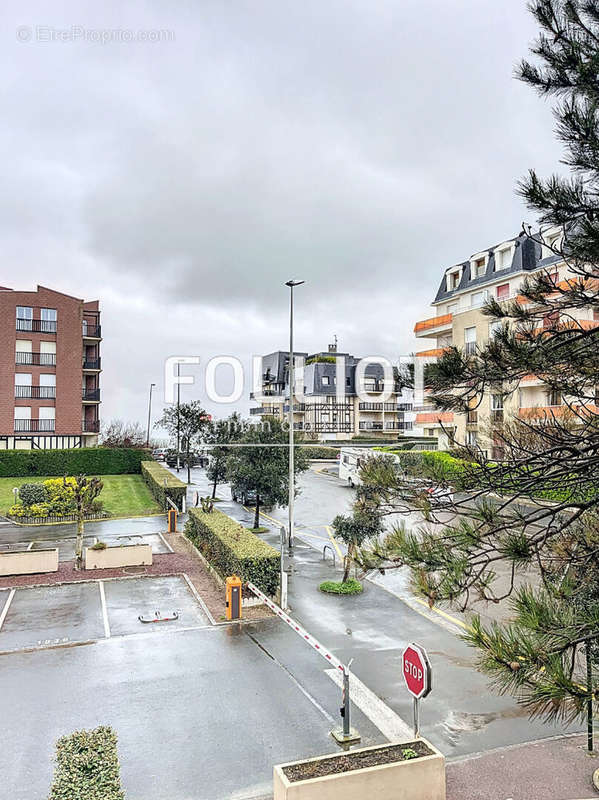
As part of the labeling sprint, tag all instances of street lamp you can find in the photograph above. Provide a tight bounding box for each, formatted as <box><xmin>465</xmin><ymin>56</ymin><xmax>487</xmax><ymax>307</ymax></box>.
<box><xmin>285</xmin><ymin>279</ymin><xmax>304</xmax><ymax>551</ymax></box>
<box><xmin>146</xmin><ymin>383</ymin><xmax>156</xmax><ymax>447</ymax></box>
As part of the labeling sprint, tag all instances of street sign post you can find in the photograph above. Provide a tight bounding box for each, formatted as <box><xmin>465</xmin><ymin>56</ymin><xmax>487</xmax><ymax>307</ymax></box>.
<box><xmin>402</xmin><ymin>643</ymin><xmax>432</xmax><ymax>738</ymax></box>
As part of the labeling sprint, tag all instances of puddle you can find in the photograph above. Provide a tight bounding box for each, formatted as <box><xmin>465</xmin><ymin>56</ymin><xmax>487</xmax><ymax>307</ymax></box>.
<box><xmin>441</xmin><ymin>706</ymin><xmax>531</xmax><ymax>745</ymax></box>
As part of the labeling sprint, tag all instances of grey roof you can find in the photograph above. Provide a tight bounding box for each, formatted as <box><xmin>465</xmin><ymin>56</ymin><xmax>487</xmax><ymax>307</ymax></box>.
<box><xmin>433</xmin><ymin>232</ymin><xmax>542</xmax><ymax>303</ymax></box>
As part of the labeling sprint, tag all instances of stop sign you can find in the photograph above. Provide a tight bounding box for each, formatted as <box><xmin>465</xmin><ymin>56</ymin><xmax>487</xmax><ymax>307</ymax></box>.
<box><xmin>402</xmin><ymin>643</ymin><xmax>432</xmax><ymax>699</ymax></box>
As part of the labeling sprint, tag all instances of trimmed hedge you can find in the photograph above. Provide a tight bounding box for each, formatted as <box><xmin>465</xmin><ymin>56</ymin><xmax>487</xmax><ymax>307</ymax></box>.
<box><xmin>185</xmin><ymin>507</ymin><xmax>279</xmax><ymax>595</ymax></box>
<box><xmin>0</xmin><ymin>447</ymin><xmax>148</xmax><ymax>478</ymax></box>
<box><xmin>141</xmin><ymin>460</ymin><xmax>186</xmax><ymax>510</ymax></box>
<box><xmin>48</xmin><ymin>725</ymin><xmax>125</xmax><ymax>800</ymax></box>
<box><xmin>300</xmin><ymin>446</ymin><xmax>340</xmax><ymax>460</ymax></box>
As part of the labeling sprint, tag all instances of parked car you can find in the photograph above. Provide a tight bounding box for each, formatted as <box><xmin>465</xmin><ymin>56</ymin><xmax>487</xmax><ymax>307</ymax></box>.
<box><xmin>152</xmin><ymin>448</ymin><xmax>167</xmax><ymax>461</ymax></box>
<box><xmin>165</xmin><ymin>451</ymin><xmax>206</xmax><ymax>468</ymax></box>
<box><xmin>230</xmin><ymin>485</ymin><xmax>258</xmax><ymax>505</ymax></box>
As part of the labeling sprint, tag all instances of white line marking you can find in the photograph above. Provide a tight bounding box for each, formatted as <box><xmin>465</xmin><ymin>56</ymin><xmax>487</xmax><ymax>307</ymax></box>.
<box><xmin>325</xmin><ymin>668</ymin><xmax>413</xmax><ymax>742</ymax></box>
<box><xmin>0</xmin><ymin>589</ymin><xmax>16</xmax><ymax>631</ymax></box>
<box><xmin>367</xmin><ymin>576</ymin><xmax>464</xmax><ymax>636</ymax></box>
<box><xmin>181</xmin><ymin>572</ymin><xmax>216</xmax><ymax>625</ymax></box>
<box><xmin>157</xmin><ymin>530</ymin><xmax>174</xmax><ymax>553</ymax></box>
<box><xmin>26</xmin><ymin>541</ymin><xmax>34</xmax><ymax>551</ymax></box>
<box><xmin>98</xmin><ymin>581</ymin><xmax>111</xmax><ymax>638</ymax></box>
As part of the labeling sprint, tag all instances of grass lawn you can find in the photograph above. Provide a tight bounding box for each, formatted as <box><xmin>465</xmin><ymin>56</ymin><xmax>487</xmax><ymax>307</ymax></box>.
<box><xmin>0</xmin><ymin>474</ymin><xmax>162</xmax><ymax>518</ymax></box>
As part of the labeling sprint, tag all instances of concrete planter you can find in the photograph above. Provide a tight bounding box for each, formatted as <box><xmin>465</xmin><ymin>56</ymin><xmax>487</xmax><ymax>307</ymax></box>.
<box><xmin>0</xmin><ymin>548</ymin><xmax>59</xmax><ymax>576</ymax></box>
<box><xmin>84</xmin><ymin>543</ymin><xmax>152</xmax><ymax>570</ymax></box>
<box><xmin>273</xmin><ymin>739</ymin><xmax>445</xmax><ymax>800</ymax></box>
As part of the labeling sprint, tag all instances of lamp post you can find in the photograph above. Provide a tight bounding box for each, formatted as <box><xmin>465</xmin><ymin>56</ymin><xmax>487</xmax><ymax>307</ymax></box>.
<box><xmin>146</xmin><ymin>383</ymin><xmax>156</xmax><ymax>447</ymax></box>
<box><xmin>285</xmin><ymin>279</ymin><xmax>304</xmax><ymax>551</ymax></box>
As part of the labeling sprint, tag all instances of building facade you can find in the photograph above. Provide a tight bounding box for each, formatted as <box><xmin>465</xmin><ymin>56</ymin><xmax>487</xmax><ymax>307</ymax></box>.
<box><xmin>0</xmin><ymin>285</ymin><xmax>101</xmax><ymax>449</ymax></box>
<box><xmin>413</xmin><ymin>229</ymin><xmax>596</xmax><ymax>453</ymax></box>
<box><xmin>250</xmin><ymin>344</ymin><xmax>419</xmax><ymax>441</ymax></box>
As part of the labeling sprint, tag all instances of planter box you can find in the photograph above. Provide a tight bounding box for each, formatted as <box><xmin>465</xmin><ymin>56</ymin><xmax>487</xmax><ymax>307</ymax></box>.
<box><xmin>84</xmin><ymin>543</ymin><xmax>152</xmax><ymax>570</ymax></box>
<box><xmin>273</xmin><ymin>739</ymin><xmax>445</xmax><ymax>800</ymax></box>
<box><xmin>0</xmin><ymin>548</ymin><xmax>59</xmax><ymax>576</ymax></box>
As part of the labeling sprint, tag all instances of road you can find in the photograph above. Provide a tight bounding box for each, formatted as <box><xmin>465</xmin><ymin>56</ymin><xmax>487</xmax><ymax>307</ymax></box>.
<box><xmin>178</xmin><ymin>462</ymin><xmax>578</xmax><ymax>757</ymax></box>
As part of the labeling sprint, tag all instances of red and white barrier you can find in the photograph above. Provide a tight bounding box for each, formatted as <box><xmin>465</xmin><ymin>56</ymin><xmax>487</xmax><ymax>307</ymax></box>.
<box><xmin>246</xmin><ymin>582</ymin><xmax>346</xmax><ymax>673</ymax></box>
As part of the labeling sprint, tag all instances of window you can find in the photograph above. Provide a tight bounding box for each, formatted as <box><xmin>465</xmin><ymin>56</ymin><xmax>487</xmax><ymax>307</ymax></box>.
<box><xmin>14</xmin><ymin>406</ymin><xmax>31</xmax><ymax>419</ymax></box>
<box><xmin>447</xmin><ymin>303</ymin><xmax>458</xmax><ymax>315</ymax></box>
<box><xmin>471</xmin><ymin>290</ymin><xmax>486</xmax><ymax>307</ymax></box>
<box><xmin>466</xmin><ymin>430</ymin><xmax>477</xmax><ymax>446</ymax></box>
<box><xmin>40</xmin><ymin>341</ymin><xmax>56</xmax><ymax>366</ymax></box>
<box><xmin>547</xmin><ymin>389</ymin><xmax>561</xmax><ymax>407</ymax></box>
<box><xmin>496</xmin><ymin>283</ymin><xmax>510</xmax><ymax>300</ymax></box>
<box><xmin>489</xmin><ymin>320</ymin><xmax>502</xmax><ymax>339</ymax></box>
<box><xmin>16</xmin><ymin>306</ymin><xmax>33</xmax><ymax>331</ymax></box>
<box><xmin>38</xmin><ymin>406</ymin><xmax>55</xmax><ymax>431</ymax></box>
<box><xmin>464</xmin><ymin>327</ymin><xmax>476</xmax><ymax>354</ymax></box>
<box><xmin>473</xmin><ymin>258</ymin><xmax>486</xmax><ymax>278</ymax></box>
<box><xmin>15</xmin><ymin>339</ymin><xmax>32</xmax><ymax>365</ymax></box>
<box><xmin>593</xmin><ymin>307</ymin><xmax>599</xmax><ymax>321</ymax></box>
<box><xmin>491</xmin><ymin>394</ymin><xmax>504</xmax><ymax>410</ymax></box>
<box><xmin>449</xmin><ymin>271</ymin><xmax>460</xmax><ymax>290</ymax></box>
<box><xmin>322</xmin><ymin>376</ymin><xmax>330</xmax><ymax>385</ymax></box>
<box><xmin>346</xmin><ymin>377</ymin><xmax>351</xmax><ymax>387</ymax></box>
<box><xmin>41</xmin><ymin>308</ymin><xmax>57</xmax><ymax>333</ymax></box>
<box><xmin>495</xmin><ymin>247</ymin><xmax>512</xmax><ymax>270</ymax></box>
<box><xmin>40</xmin><ymin>374</ymin><xmax>56</xmax><ymax>399</ymax></box>
<box><xmin>15</xmin><ymin>373</ymin><xmax>32</xmax><ymax>398</ymax></box>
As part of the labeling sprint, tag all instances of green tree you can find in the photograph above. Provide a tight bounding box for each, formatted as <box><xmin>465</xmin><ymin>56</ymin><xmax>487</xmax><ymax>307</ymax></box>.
<box><xmin>156</xmin><ymin>401</ymin><xmax>210</xmax><ymax>484</ymax></box>
<box><xmin>332</xmin><ymin>505</ymin><xmax>383</xmax><ymax>583</ymax></box>
<box><xmin>205</xmin><ymin>413</ymin><xmax>243</xmax><ymax>499</ymax></box>
<box><xmin>73</xmin><ymin>475</ymin><xmax>103</xmax><ymax>569</ymax></box>
<box><xmin>357</xmin><ymin>0</ymin><xmax>599</xmax><ymax>732</ymax></box>
<box><xmin>226</xmin><ymin>417</ymin><xmax>309</xmax><ymax>529</ymax></box>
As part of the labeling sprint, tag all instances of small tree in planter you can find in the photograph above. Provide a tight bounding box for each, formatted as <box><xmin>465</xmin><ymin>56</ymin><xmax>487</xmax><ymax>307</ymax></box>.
<box><xmin>331</xmin><ymin>505</ymin><xmax>383</xmax><ymax>585</ymax></box>
<box><xmin>73</xmin><ymin>475</ymin><xmax>103</xmax><ymax>569</ymax></box>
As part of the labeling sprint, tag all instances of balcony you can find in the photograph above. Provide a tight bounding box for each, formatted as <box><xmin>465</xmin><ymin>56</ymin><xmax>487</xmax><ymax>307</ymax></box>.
<box><xmin>82</xmin><ymin>419</ymin><xmax>100</xmax><ymax>433</ymax></box>
<box><xmin>250</xmin><ymin>406</ymin><xmax>280</xmax><ymax>416</ymax></box>
<box><xmin>14</xmin><ymin>419</ymin><xmax>55</xmax><ymax>432</ymax></box>
<box><xmin>415</xmin><ymin>411</ymin><xmax>454</xmax><ymax>425</ymax></box>
<box><xmin>414</xmin><ymin>313</ymin><xmax>453</xmax><ymax>338</ymax></box>
<box><xmin>82</xmin><ymin>322</ymin><xmax>102</xmax><ymax>338</ymax></box>
<box><xmin>415</xmin><ymin>348</ymin><xmax>448</xmax><ymax>358</ymax></box>
<box><xmin>16</xmin><ymin>318</ymin><xmax>57</xmax><ymax>333</ymax></box>
<box><xmin>359</xmin><ymin>421</ymin><xmax>384</xmax><ymax>431</ymax></box>
<box><xmin>82</xmin><ymin>389</ymin><xmax>101</xmax><ymax>402</ymax></box>
<box><xmin>82</xmin><ymin>357</ymin><xmax>101</xmax><ymax>371</ymax></box>
<box><xmin>385</xmin><ymin>421</ymin><xmax>413</xmax><ymax>430</ymax></box>
<box><xmin>15</xmin><ymin>385</ymin><xmax>56</xmax><ymax>399</ymax></box>
<box><xmin>491</xmin><ymin>409</ymin><xmax>504</xmax><ymax>423</ymax></box>
<box><xmin>16</xmin><ymin>352</ymin><xmax>56</xmax><ymax>366</ymax></box>
<box><xmin>283</xmin><ymin>403</ymin><xmax>306</xmax><ymax>412</ymax></box>
<box><xmin>464</xmin><ymin>341</ymin><xmax>477</xmax><ymax>355</ymax></box>
<box><xmin>466</xmin><ymin>410</ymin><xmax>478</xmax><ymax>424</ymax></box>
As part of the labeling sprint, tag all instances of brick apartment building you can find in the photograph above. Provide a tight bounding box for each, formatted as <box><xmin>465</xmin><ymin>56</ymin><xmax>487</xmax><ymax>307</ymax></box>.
<box><xmin>0</xmin><ymin>285</ymin><xmax>102</xmax><ymax>449</ymax></box>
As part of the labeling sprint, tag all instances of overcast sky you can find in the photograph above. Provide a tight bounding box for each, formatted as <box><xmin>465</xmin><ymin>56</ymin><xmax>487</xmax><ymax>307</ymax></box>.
<box><xmin>1</xmin><ymin>1</ymin><xmax>563</xmax><ymax>435</ymax></box>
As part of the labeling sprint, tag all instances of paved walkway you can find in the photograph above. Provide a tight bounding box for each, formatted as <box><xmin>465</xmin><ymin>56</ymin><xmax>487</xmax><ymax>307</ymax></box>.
<box><xmin>446</xmin><ymin>734</ymin><xmax>599</xmax><ymax>800</ymax></box>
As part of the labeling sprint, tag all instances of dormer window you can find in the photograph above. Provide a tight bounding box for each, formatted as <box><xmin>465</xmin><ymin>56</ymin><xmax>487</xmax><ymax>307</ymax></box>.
<box><xmin>495</xmin><ymin>245</ymin><xmax>513</xmax><ymax>271</ymax></box>
<box><xmin>449</xmin><ymin>270</ymin><xmax>460</xmax><ymax>290</ymax></box>
<box><xmin>473</xmin><ymin>258</ymin><xmax>486</xmax><ymax>278</ymax></box>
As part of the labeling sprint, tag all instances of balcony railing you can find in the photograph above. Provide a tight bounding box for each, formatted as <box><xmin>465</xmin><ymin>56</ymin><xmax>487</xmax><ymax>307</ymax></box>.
<box><xmin>414</xmin><ymin>313</ymin><xmax>453</xmax><ymax>335</ymax></box>
<box><xmin>14</xmin><ymin>419</ymin><xmax>55</xmax><ymax>432</ymax></box>
<box><xmin>415</xmin><ymin>411</ymin><xmax>454</xmax><ymax>424</ymax></box>
<box><xmin>82</xmin><ymin>389</ymin><xmax>101</xmax><ymax>402</ymax></box>
<box><xmin>359</xmin><ymin>422</ymin><xmax>384</xmax><ymax>431</ymax></box>
<box><xmin>16</xmin><ymin>318</ymin><xmax>57</xmax><ymax>333</ymax></box>
<box><xmin>250</xmin><ymin>406</ymin><xmax>280</xmax><ymax>416</ymax></box>
<box><xmin>491</xmin><ymin>409</ymin><xmax>504</xmax><ymax>423</ymax></box>
<box><xmin>464</xmin><ymin>342</ymin><xmax>477</xmax><ymax>355</ymax></box>
<box><xmin>82</xmin><ymin>357</ymin><xmax>101</xmax><ymax>370</ymax></box>
<box><xmin>467</xmin><ymin>411</ymin><xmax>478</xmax><ymax>424</ymax></box>
<box><xmin>82</xmin><ymin>419</ymin><xmax>100</xmax><ymax>433</ymax></box>
<box><xmin>82</xmin><ymin>323</ymin><xmax>101</xmax><ymax>338</ymax></box>
<box><xmin>385</xmin><ymin>422</ymin><xmax>413</xmax><ymax>430</ymax></box>
<box><xmin>15</xmin><ymin>385</ymin><xmax>56</xmax><ymax>399</ymax></box>
<box><xmin>16</xmin><ymin>352</ymin><xmax>56</xmax><ymax>366</ymax></box>
<box><xmin>283</xmin><ymin>403</ymin><xmax>306</xmax><ymax>412</ymax></box>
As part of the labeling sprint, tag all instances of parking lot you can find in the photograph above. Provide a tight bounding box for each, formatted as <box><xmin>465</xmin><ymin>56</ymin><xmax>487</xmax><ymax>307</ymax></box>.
<box><xmin>0</xmin><ymin>574</ymin><xmax>210</xmax><ymax>653</ymax></box>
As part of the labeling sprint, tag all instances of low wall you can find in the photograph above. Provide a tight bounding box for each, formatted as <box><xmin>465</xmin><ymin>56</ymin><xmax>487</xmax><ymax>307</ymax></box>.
<box><xmin>0</xmin><ymin>548</ymin><xmax>59</xmax><ymax>577</ymax></box>
<box><xmin>84</xmin><ymin>543</ymin><xmax>152</xmax><ymax>570</ymax></box>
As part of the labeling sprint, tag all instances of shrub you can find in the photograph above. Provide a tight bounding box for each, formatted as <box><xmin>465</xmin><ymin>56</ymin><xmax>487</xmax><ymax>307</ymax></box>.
<box><xmin>18</xmin><ymin>482</ymin><xmax>48</xmax><ymax>506</ymax></box>
<box><xmin>185</xmin><ymin>507</ymin><xmax>279</xmax><ymax>595</ymax></box>
<box><xmin>0</xmin><ymin>447</ymin><xmax>147</xmax><ymax>478</ymax></box>
<box><xmin>48</xmin><ymin>725</ymin><xmax>125</xmax><ymax>800</ymax></box>
<box><xmin>319</xmin><ymin>579</ymin><xmax>363</xmax><ymax>595</ymax></box>
<box><xmin>300</xmin><ymin>446</ymin><xmax>340</xmax><ymax>460</ymax></box>
<box><xmin>43</xmin><ymin>477</ymin><xmax>77</xmax><ymax>514</ymax></box>
<box><xmin>141</xmin><ymin>461</ymin><xmax>186</xmax><ymax>510</ymax></box>
<box><xmin>91</xmin><ymin>541</ymin><xmax>107</xmax><ymax>550</ymax></box>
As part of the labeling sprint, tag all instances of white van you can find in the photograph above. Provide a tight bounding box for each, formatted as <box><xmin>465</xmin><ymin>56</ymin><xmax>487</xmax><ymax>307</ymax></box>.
<box><xmin>338</xmin><ymin>447</ymin><xmax>371</xmax><ymax>487</ymax></box>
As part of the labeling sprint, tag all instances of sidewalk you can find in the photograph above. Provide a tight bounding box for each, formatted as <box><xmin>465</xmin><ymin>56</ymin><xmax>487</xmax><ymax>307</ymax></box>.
<box><xmin>446</xmin><ymin>734</ymin><xmax>598</xmax><ymax>800</ymax></box>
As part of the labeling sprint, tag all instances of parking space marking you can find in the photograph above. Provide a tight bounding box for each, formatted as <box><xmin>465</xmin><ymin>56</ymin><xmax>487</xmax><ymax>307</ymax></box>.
<box><xmin>0</xmin><ymin>589</ymin><xmax>16</xmax><ymax>631</ymax></box>
<box><xmin>98</xmin><ymin>581</ymin><xmax>111</xmax><ymax>638</ymax></box>
<box><xmin>158</xmin><ymin>531</ymin><xmax>174</xmax><ymax>553</ymax></box>
<box><xmin>324</xmin><ymin>525</ymin><xmax>343</xmax><ymax>560</ymax></box>
<box><xmin>325</xmin><ymin>668</ymin><xmax>413</xmax><ymax>742</ymax></box>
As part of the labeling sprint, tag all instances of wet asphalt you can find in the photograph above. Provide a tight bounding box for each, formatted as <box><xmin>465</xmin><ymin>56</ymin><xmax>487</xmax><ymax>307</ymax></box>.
<box><xmin>0</xmin><ymin>464</ymin><xmax>579</xmax><ymax>799</ymax></box>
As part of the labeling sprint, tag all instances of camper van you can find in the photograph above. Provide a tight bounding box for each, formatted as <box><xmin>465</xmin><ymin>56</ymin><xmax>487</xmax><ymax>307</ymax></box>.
<box><xmin>338</xmin><ymin>447</ymin><xmax>375</xmax><ymax>487</ymax></box>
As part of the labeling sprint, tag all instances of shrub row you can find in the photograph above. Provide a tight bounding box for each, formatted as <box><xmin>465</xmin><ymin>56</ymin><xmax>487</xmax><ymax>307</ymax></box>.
<box><xmin>185</xmin><ymin>507</ymin><xmax>279</xmax><ymax>595</ymax></box>
<box><xmin>48</xmin><ymin>725</ymin><xmax>125</xmax><ymax>800</ymax></box>
<box><xmin>300</xmin><ymin>445</ymin><xmax>340</xmax><ymax>460</ymax></box>
<box><xmin>0</xmin><ymin>447</ymin><xmax>148</xmax><ymax>478</ymax></box>
<box><xmin>141</xmin><ymin>460</ymin><xmax>186</xmax><ymax>510</ymax></box>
